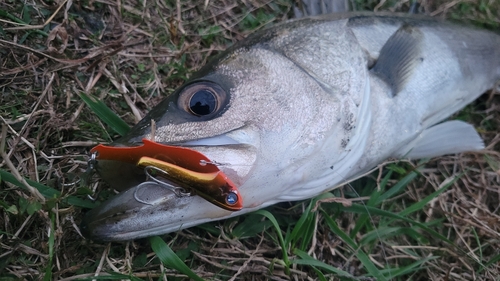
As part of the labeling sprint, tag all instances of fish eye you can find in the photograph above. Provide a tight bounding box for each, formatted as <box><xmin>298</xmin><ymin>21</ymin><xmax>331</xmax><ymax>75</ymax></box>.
<box><xmin>178</xmin><ymin>82</ymin><xmax>227</xmax><ymax>117</ymax></box>
<box><xmin>189</xmin><ymin>89</ymin><xmax>216</xmax><ymax>116</ymax></box>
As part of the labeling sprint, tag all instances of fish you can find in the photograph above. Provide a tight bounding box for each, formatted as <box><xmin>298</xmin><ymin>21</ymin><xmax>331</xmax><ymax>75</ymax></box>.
<box><xmin>80</xmin><ymin>12</ymin><xmax>500</xmax><ymax>241</ymax></box>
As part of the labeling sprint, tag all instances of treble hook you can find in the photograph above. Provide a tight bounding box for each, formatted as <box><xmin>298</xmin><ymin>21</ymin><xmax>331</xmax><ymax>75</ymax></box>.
<box><xmin>133</xmin><ymin>165</ymin><xmax>191</xmax><ymax>205</ymax></box>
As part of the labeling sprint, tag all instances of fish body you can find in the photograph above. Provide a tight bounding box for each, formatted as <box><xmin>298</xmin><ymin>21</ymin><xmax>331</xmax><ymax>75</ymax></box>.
<box><xmin>81</xmin><ymin>12</ymin><xmax>500</xmax><ymax>241</ymax></box>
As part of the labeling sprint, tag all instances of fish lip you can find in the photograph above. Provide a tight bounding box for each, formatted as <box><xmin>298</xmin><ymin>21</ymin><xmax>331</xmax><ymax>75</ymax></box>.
<box><xmin>80</xmin><ymin>181</ymin><xmax>233</xmax><ymax>241</ymax></box>
<box><xmin>80</xmin><ymin>181</ymin><xmax>183</xmax><ymax>241</ymax></box>
<box><xmin>172</xmin><ymin>125</ymin><xmax>259</xmax><ymax>148</ymax></box>
<box><xmin>175</xmin><ymin>134</ymin><xmax>241</xmax><ymax>146</ymax></box>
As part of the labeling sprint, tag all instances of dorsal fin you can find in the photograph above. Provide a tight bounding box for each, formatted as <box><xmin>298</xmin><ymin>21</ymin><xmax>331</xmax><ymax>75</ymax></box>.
<box><xmin>371</xmin><ymin>24</ymin><xmax>424</xmax><ymax>97</ymax></box>
<box><xmin>294</xmin><ymin>0</ymin><xmax>348</xmax><ymax>18</ymax></box>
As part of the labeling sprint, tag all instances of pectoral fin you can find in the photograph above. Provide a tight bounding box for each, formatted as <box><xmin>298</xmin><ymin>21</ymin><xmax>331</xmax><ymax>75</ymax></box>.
<box><xmin>396</xmin><ymin>120</ymin><xmax>484</xmax><ymax>159</ymax></box>
<box><xmin>371</xmin><ymin>24</ymin><xmax>424</xmax><ymax>97</ymax></box>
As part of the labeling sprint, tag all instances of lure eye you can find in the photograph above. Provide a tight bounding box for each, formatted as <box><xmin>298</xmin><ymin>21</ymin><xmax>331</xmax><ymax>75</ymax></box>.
<box><xmin>226</xmin><ymin>192</ymin><xmax>238</xmax><ymax>205</ymax></box>
<box><xmin>178</xmin><ymin>82</ymin><xmax>227</xmax><ymax>117</ymax></box>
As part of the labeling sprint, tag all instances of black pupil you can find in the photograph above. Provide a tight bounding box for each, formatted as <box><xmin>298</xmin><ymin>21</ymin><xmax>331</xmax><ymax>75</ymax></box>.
<box><xmin>189</xmin><ymin>90</ymin><xmax>216</xmax><ymax>116</ymax></box>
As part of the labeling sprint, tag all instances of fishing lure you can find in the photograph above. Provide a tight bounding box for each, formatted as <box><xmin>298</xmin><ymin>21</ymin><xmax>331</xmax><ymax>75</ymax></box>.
<box><xmin>90</xmin><ymin>139</ymin><xmax>243</xmax><ymax>211</ymax></box>
<box><xmin>137</xmin><ymin>156</ymin><xmax>241</xmax><ymax>211</ymax></box>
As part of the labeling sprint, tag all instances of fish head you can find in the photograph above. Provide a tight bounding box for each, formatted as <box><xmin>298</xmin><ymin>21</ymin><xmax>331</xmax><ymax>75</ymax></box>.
<box><xmin>82</xmin><ymin>42</ymin><xmax>354</xmax><ymax>241</ymax></box>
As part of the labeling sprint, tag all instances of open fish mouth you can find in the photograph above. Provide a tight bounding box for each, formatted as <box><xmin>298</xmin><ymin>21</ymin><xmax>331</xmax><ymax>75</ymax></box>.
<box><xmin>81</xmin><ymin>134</ymin><xmax>258</xmax><ymax>241</ymax></box>
<box><xmin>79</xmin><ymin>180</ymin><xmax>229</xmax><ymax>241</ymax></box>
<box><xmin>89</xmin><ymin>139</ymin><xmax>244</xmax><ymax>211</ymax></box>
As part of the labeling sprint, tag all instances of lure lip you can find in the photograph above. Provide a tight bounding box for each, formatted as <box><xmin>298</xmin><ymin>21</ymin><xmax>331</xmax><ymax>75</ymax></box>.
<box><xmin>90</xmin><ymin>139</ymin><xmax>219</xmax><ymax>172</ymax></box>
<box><xmin>89</xmin><ymin>139</ymin><xmax>243</xmax><ymax>211</ymax></box>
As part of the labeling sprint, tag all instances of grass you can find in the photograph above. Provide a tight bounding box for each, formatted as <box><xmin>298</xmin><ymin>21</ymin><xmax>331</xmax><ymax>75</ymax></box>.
<box><xmin>1</xmin><ymin>0</ymin><xmax>500</xmax><ymax>280</ymax></box>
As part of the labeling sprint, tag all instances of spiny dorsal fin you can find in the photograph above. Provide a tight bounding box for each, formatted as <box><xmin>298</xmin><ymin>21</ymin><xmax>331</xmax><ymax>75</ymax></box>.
<box><xmin>371</xmin><ymin>24</ymin><xmax>424</xmax><ymax>97</ymax></box>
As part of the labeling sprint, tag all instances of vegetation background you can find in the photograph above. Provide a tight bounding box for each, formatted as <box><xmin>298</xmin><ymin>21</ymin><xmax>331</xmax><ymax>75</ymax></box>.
<box><xmin>1</xmin><ymin>0</ymin><xmax>499</xmax><ymax>280</ymax></box>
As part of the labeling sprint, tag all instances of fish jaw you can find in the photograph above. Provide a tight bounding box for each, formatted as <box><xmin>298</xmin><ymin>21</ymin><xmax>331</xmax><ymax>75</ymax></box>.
<box><xmin>90</xmin><ymin>139</ymin><xmax>247</xmax><ymax>211</ymax></box>
<box><xmin>80</xmin><ymin>181</ymin><xmax>277</xmax><ymax>241</ymax></box>
<box><xmin>81</xmin><ymin>140</ymin><xmax>261</xmax><ymax>241</ymax></box>
<box><xmin>80</xmin><ymin>182</ymin><xmax>234</xmax><ymax>241</ymax></box>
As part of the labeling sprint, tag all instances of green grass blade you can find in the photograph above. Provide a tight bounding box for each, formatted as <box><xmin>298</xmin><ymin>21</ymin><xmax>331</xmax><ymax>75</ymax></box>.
<box><xmin>149</xmin><ymin>236</ymin><xmax>204</xmax><ymax>281</ymax></box>
<box><xmin>254</xmin><ymin>210</ymin><xmax>290</xmax><ymax>268</ymax></box>
<box><xmin>293</xmin><ymin>249</ymin><xmax>356</xmax><ymax>279</ymax></box>
<box><xmin>340</xmin><ymin>204</ymin><xmax>454</xmax><ymax>245</ymax></box>
<box><xmin>0</xmin><ymin>8</ymin><xmax>48</xmax><ymax>37</ymax></box>
<box><xmin>365</xmin><ymin>169</ymin><xmax>394</xmax><ymax>207</ymax></box>
<box><xmin>74</xmin><ymin>272</ymin><xmax>144</xmax><ymax>280</ymax></box>
<box><xmin>350</xmin><ymin>170</ymin><xmax>395</xmax><ymax>238</ymax></box>
<box><xmin>361</xmin><ymin>226</ymin><xmax>427</xmax><ymax>245</ymax></box>
<box><xmin>298</xmin><ymin>211</ymin><xmax>316</xmax><ymax>251</ymax></box>
<box><xmin>397</xmin><ymin>175</ymin><xmax>458</xmax><ymax>217</ymax></box>
<box><xmin>79</xmin><ymin>93</ymin><xmax>130</xmax><ymax>137</ymax></box>
<box><xmin>311</xmin><ymin>266</ymin><xmax>327</xmax><ymax>281</ymax></box>
<box><xmin>288</xmin><ymin>199</ymin><xmax>316</xmax><ymax>251</ymax></box>
<box><xmin>0</xmin><ymin>169</ymin><xmax>96</xmax><ymax>208</ymax></box>
<box><xmin>1</xmin><ymin>169</ymin><xmax>58</xmax><ymax>198</ymax></box>
<box><xmin>232</xmin><ymin>214</ymin><xmax>273</xmax><ymax>239</ymax></box>
<box><xmin>472</xmin><ymin>226</ymin><xmax>482</xmax><ymax>262</ymax></box>
<box><xmin>375</xmin><ymin>170</ymin><xmax>419</xmax><ymax>205</ymax></box>
<box><xmin>321</xmin><ymin>209</ymin><xmax>386</xmax><ymax>280</ymax></box>
<box><xmin>0</xmin><ymin>8</ymin><xmax>25</xmax><ymax>24</ymax></box>
<box><xmin>361</xmin><ymin>226</ymin><xmax>406</xmax><ymax>245</ymax></box>
<box><xmin>478</xmin><ymin>253</ymin><xmax>500</xmax><ymax>273</ymax></box>
<box><xmin>379</xmin><ymin>256</ymin><xmax>438</xmax><ymax>278</ymax></box>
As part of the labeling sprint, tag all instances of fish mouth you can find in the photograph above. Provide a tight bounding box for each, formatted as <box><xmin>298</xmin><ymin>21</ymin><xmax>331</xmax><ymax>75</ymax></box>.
<box><xmin>81</xmin><ymin>129</ymin><xmax>259</xmax><ymax>241</ymax></box>
<box><xmin>80</xmin><ymin>182</ymin><xmax>223</xmax><ymax>241</ymax></box>
<box><xmin>168</xmin><ymin>126</ymin><xmax>260</xmax><ymax>186</ymax></box>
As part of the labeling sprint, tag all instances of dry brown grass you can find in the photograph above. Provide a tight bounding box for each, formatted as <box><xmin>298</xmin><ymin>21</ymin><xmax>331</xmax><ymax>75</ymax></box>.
<box><xmin>1</xmin><ymin>0</ymin><xmax>499</xmax><ymax>280</ymax></box>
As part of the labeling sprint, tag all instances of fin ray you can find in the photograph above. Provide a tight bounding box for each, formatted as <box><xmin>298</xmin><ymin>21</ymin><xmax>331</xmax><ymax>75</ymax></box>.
<box><xmin>396</xmin><ymin>120</ymin><xmax>484</xmax><ymax>159</ymax></box>
<box><xmin>371</xmin><ymin>24</ymin><xmax>424</xmax><ymax>97</ymax></box>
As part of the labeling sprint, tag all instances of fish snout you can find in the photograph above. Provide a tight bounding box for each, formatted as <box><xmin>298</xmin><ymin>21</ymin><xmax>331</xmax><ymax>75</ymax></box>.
<box><xmin>80</xmin><ymin>181</ymin><xmax>182</xmax><ymax>241</ymax></box>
